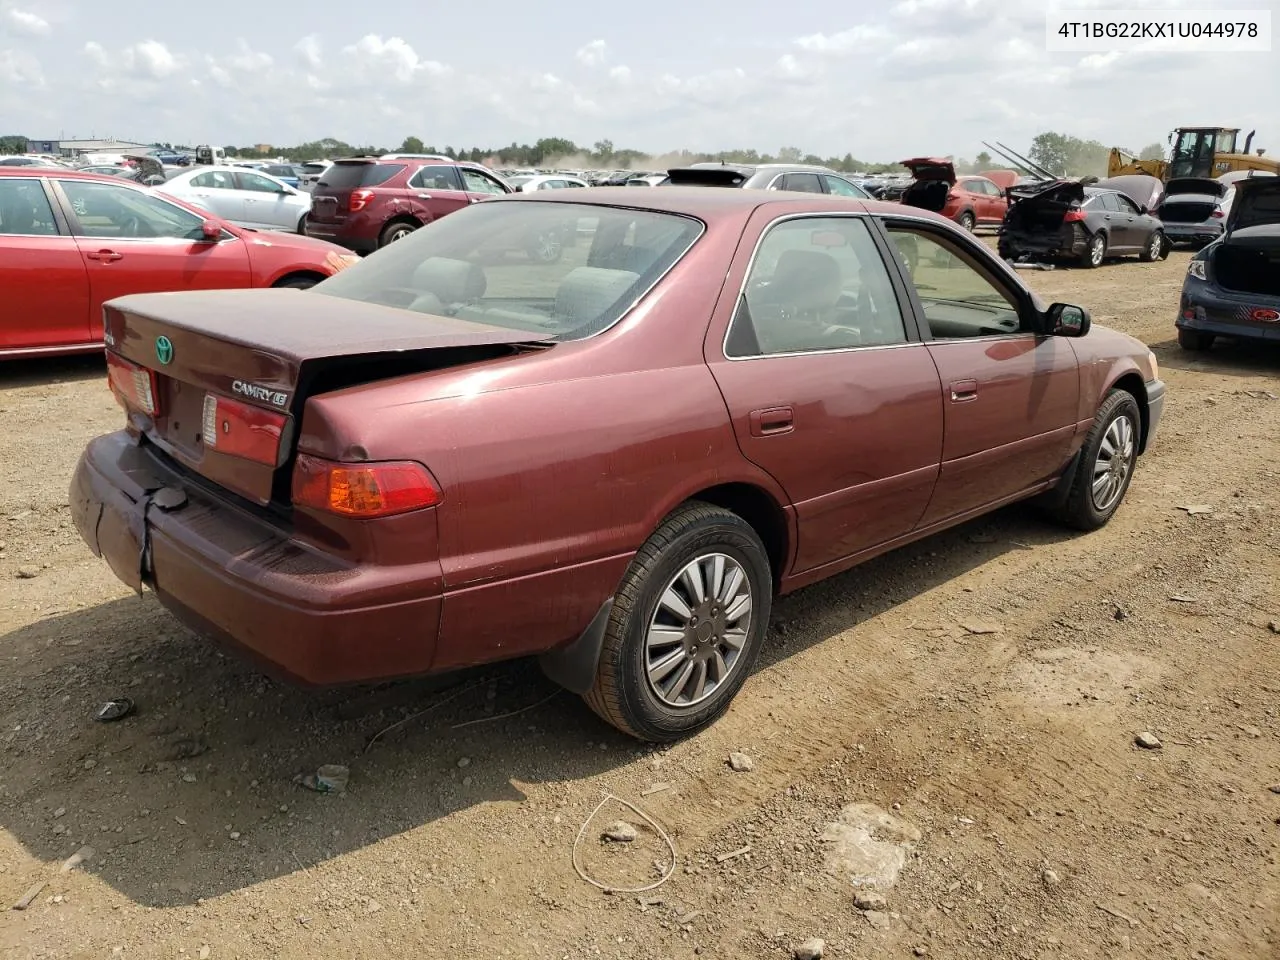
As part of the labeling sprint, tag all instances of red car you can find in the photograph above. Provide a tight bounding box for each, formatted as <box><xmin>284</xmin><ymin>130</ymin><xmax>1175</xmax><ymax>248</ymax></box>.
<box><xmin>0</xmin><ymin>168</ymin><xmax>359</xmax><ymax>359</ymax></box>
<box><xmin>305</xmin><ymin>156</ymin><xmax>514</xmax><ymax>254</ymax></box>
<box><xmin>70</xmin><ymin>188</ymin><xmax>1165</xmax><ymax>742</ymax></box>
<box><xmin>901</xmin><ymin>158</ymin><xmax>1009</xmax><ymax>231</ymax></box>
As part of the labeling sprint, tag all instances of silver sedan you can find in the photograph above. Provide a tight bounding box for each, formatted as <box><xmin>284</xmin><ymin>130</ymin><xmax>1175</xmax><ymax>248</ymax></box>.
<box><xmin>159</xmin><ymin>166</ymin><xmax>312</xmax><ymax>232</ymax></box>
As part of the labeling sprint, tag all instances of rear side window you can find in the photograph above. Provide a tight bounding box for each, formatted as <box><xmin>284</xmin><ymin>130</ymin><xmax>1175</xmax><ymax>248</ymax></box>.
<box><xmin>409</xmin><ymin>166</ymin><xmax>463</xmax><ymax>190</ymax></box>
<box><xmin>319</xmin><ymin>163</ymin><xmax>404</xmax><ymax>189</ymax></box>
<box><xmin>775</xmin><ymin>173</ymin><xmax>824</xmax><ymax>194</ymax></box>
<box><xmin>0</xmin><ymin>179</ymin><xmax>59</xmax><ymax>235</ymax></box>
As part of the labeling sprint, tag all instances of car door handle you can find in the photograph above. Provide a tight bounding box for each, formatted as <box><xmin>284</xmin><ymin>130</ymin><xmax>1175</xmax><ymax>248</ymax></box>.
<box><xmin>749</xmin><ymin>406</ymin><xmax>794</xmax><ymax>436</ymax></box>
<box><xmin>417</xmin><ymin>193</ymin><xmax>433</xmax><ymax>199</ymax></box>
<box><xmin>85</xmin><ymin>250</ymin><xmax>123</xmax><ymax>262</ymax></box>
<box><xmin>950</xmin><ymin>379</ymin><xmax>978</xmax><ymax>402</ymax></box>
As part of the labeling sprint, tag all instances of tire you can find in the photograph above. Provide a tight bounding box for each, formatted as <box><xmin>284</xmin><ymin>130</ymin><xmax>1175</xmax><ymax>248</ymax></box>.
<box><xmin>1081</xmin><ymin>233</ymin><xmax>1106</xmax><ymax>268</ymax></box>
<box><xmin>1050</xmin><ymin>389</ymin><xmax>1141</xmax><ymax>531</ymax></box>
<box><xmin>527</xmin><ymin>228</ymin><xmax>564</xmax><ymax>263</ymax></box>
<box><xmin>1140</xmin><ymin>230</ymin><xmax>1164</xmax><ymax>262</ymax></box>
<box><xmin>584</xmin><ymin>502</ymin><xmax>772</xmax><ymax>742</ymax></box>
<box><xmin>297</xmin><ymin>213</ymin><xmax>308</xmax><ymax>235</ymax></box>
<box><xmin>273</xmin><ymin>276</ymin><xmax>319</xmax><ymax>290</ymax></box>
<box><xmin>957</xmin><ymin>211</ymin><xmax>976</xmax><ymax>232</ymax></box>
<box><xmin>1178</xmin><ymin>328</ymin><xmax>1215</xmax><ymax>351</ymax></box>
<box><xmin>379</xmin><ymin>221</ymin><xmax>418</xmax><ymax>247</ymax></box>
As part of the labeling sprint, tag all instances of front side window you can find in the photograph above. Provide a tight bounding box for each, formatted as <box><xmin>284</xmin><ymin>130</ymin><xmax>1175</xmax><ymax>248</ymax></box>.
<box><xmin>190</xmin><ymin>170</ymin><xmax>235</xmax><ymax>189</ymax></box>
<box><xmin>236</xmin><ymin>172</ymin><xmax>283</xmax><ymax>193</ymax></box>
<box><xmin>885</xmin><ymin>225</ymin><xmax>1022</xmax><ymax>339</ymax></box>
<box><xmin>726</xmin><ymin>216</ymin><xmax>907</xmax><ymax>358</ymax></box>
<box><xmin>0</xmin><ymin>180</ymin><xmax>59</xmax><ymax>235</ymax></box>
<box><xmin>460</xmin><ymin>169</ymin><xmax>507</xmax><ymax>194</ymax></box>
<box><xmin>59</xmin><ymin>180</ymin><xmax>205</xmax><ymax>240</ymax></box>
<box><xmin>313</xmin><ymin>201</ymin><xmax>702</xmax><ymax>341</ymax></box>
<box><xmin>823</xmin><ymin>175</ymin><xmax>866</xmax><ymax>198</ymax></box>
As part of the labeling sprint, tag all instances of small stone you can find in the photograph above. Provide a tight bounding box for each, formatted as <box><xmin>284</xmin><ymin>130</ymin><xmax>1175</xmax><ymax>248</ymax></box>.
<box><xmin>914</xmin><ymin>948</ymin><xmax>930</xmax><ymax>957</ymax></box>
<box><xmin>15</xmin><ymin>565</ymin><xmax>39</xmax><ymax>579</ymax></box>
<box><xmin>728</xmin><ymin>752</ymin><xmax>754</xmax><ymax>772</ymax></box>
<box><xmin>1241</xmin><ymin>725</ymin><xmax>1262</xmax><ymax>738</ymax></box>
<box><xmin>456</xmin><ymin>757</ymin><xmax>471</xmax><ymax>769</ymax></box>
<box><xmin>83</xmin><ymin>759</ymin><xmax>97</xmax><ymax>771</ymax></box>
<box><xmin>853</xmin><ymin>889</ymin><xmax>888</xmax><ymax>911</ymax></box>
<box><xmin>182</xmin><ymin>773</ymin><xmax>197</xmax><ymax>783</ymax></box>
<box><xmin>229</xmin><ymin>831</ymin><xmax>240</xmax><ymax>840</ymax></box>
<box><xmin>1134</xmin><ymin>732</ymin><xmax>1162</xmax><ymax>750</ymax></box>
<box><xmin>960</xmin><ymin>621</ymin><xmax>1001</xmax><ymax>635</ymax></box>
<box><xmin>865</xmin><ymin>911</ymin><xmax>891</xmax><ymax>930</ymax></box>
<box><xmin>602</xmin><ymin>820</ymin><xmax>638</xmax><ymax>843</ymax></box>
<box><xmin>1267</xmin><ymin>784</ymin><xmax>1280</xmax><ymax>795</ymax></box>
<box><xmin>1267</xmin><ymin>620</ymin><xmax>1280</xmax><ymax>634</ymax></box>
<box><xmin>1042</xmin><ymin>867</ymin><xmax>1062</xmax><ymax>887</ymax></box>
<box><xmin>366</xmin><ymin>899</ymin><xmax>382</xmax><ymax>914</ymax></box>
<box><xmin>794</xmin><ymin>938</ymin><xmax>825</xmax><ymax>960</ymax></box>
<box><xmin>198</xmin><ymin>947</ymin><xmax>211</xmax><ymax>960</ymax></box>
<box><xmin>52</xmin><ymin>807</ymin><xmax>66</xmax><ymax>819</ymax></box>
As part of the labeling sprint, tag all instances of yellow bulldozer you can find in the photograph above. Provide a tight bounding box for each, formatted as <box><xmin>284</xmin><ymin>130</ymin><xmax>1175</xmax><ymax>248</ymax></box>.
<box><xmin>1108</xmin><ymin>127</ymin><xmax>1279</xmax><ymax>181</ymax></box>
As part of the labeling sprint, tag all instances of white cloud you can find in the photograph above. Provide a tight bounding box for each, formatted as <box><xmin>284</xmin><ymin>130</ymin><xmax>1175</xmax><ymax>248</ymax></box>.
<box><xmin>608</xmin><ymin>64</ymin><xmax>631</xmax><ymax>83</ymax></box>
<box><xmin>294</xmin><ymin>34</ymin><xmax>322</xmax><ymax>70</ymax></box>
<box><xmin>5</xmin><ymin>7</ymin><xmax>48</xmax><ymax>35</ymax></box>
<box><xmin>794</xmin><ymin>25</ymin><xmax>889</xmax><ymax>53</ymax></box>
<box><xmin>227</xmin><ymin>39</ymin><xmax>272</xmax><ymax>73</ymax></box>
<box><xmin>342</xmin><ymin>34</ymin><xmax>447</xmax><ymax>83</ymax></box>
<box><xmin>575</xmin><ymin>39</ymin><xmax>607</xmax><ymax>67</ymax></box>
<box><xmin>0</xmin><ymin>48</ymin><xmax>42</xmax><ymax>85</ymax></box>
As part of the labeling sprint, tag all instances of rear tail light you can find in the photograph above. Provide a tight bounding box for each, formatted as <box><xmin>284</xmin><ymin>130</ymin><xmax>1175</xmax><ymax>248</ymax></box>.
<box><xmin>1063</xmin><ymin>209</ymin><xmax>1086</xmax><ymax>223</ymax></box>
<box><xmin>349</xmin><ymin>189</ymin><xmax>374</xmax><ymax>212</ymax></box>
<box><xmin>291</xmin><ymin>455</ymin><xmax>440</xmax><ymax>518</ymax></box>
<box><xmin>202</xmin><ymin>394</ymin><xmax>288</xmax><ymax>466</ymax></box>
<box><xmin>1211</xmin><ymin>209</ymin><xmax>1224</xmax><ymax>218</ymax></box>
<box><xmin>106</xmin><ymin>352</ymin><xmax>159</xmax><ymax>415</ymax></box>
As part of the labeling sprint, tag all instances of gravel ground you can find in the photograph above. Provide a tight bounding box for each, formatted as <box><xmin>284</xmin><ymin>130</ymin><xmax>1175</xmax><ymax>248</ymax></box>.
<box><xmin>1</xmin><ymin>245</ymin><xmax>1278</xmax><ymax>960</ymax></box>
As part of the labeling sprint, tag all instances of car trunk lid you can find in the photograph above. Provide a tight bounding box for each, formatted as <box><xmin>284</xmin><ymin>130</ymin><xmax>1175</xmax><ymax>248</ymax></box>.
<box><xmin>1226</xmin><ymin>176</ymin><xmax>1280</xmax><ymax>234</ymax></box>
<box><xmin>900</xmin><ymin>157</ymin><xmax>956</xmax><ymax>183</ymax></box>
<box><xmin>102</xmin><ymin>288</ymin><xmax>549</xmax><ymax>506</ymax></box>
<box><xmin>1165</xmin><ymin>177</ymin><xmax>1227</xmax><ymax>199</ymax></box>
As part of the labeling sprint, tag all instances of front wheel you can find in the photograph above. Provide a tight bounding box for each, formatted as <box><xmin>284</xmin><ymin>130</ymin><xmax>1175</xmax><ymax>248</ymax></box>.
<box><xmin>1140</xmin><ymin>230</ymin><xmax>1164</xmax><ymax>262</ymax></box>
<box><xmin>1050</xmin><ymin>389</ymin><xmax>1141</xmax><ymax>531</ymax></box>
<box><xmin>297</xmin><ymin>213</ymin><xmax>309</xmax><ymax>235</ymax></box>
<box><xmin>584</xmin><ymin>502</ymin><xmax>772</xmax><ymax>742</ymax></box>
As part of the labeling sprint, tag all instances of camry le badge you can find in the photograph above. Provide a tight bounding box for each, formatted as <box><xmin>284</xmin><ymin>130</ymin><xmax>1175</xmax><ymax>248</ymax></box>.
<box><xmin>155</xmin><ymin>336</ymin><xmax>174</xmax><ymax>364</ymax></box>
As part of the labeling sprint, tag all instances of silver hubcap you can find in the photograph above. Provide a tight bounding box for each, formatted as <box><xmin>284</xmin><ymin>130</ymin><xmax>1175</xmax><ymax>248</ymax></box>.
<box><xmin>1149</xmin><ymin>235</ymin><xmax>1161</xmax><ymax>258</ymax></box>
<box><xmin>533</xmin><ymin>232</ymin><xmax>562</xmax><ymax>261</ymax></box>
<box><xmin>645</xmin><ymin>553</ymin><xmax>752</xmax><ymax>708</ymax></box>
<box><xmin>390</xmin><ymin>227</ymin><xmax>411</xmax><ymax>242</ymax></box>
<box><xmin>1092</xmin><ymin>414</ymin><xmax>1135</xmax><ymax>511</ymax></box>
<box><xmin>962</xmin><ymin>215</ymin><xmax>974</xmax><ymax>231</ymax></box>
<box><xmin>1091</xmin><ymin>239</ymin><xmax>1104</xmax><ymax>265</ymax></box>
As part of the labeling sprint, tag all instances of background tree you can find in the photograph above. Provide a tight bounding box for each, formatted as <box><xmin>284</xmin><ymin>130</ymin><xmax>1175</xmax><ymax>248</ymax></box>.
<box><xmin>1138</xmin><ymin>142</ymin><xmax>1165</xmax><ymax>160</ymax></box>
<box><xmin>974</xmin><ymin>150</ymin><xmax>992</xmax><ymax>170</ymax></box>
<box><xmin>0</xmin><ymin>134</ymin><xmax>28</xmax><ymax>154</ymax></box>
<box><xmin>398</xmin><ymin>135</ymin><xmax>425</xmax><ymax>154</ymax></box>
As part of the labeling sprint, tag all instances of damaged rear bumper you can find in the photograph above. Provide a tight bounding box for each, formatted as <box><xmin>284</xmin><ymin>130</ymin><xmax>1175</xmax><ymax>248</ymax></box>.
<box><xmin>1178</xmin><ymin>281</ymin><xmax>1280</xmax><ymax>342</ymax></box>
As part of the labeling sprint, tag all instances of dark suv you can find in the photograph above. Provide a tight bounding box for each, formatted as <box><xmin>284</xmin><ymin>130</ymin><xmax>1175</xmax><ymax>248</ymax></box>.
<box><xmin>305</xmin><ymin>157</ymin><xmax>512</xmax><ymax>254</ymax></box>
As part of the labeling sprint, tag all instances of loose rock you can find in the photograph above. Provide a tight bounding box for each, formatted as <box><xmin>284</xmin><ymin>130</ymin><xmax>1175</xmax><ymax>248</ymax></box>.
<box><xmin>960</xmin><ymin>621</ymin><xmax>1001</xmax><ymax>635</ymax></box>
<box><xmin>457</xmin><ymin>756</ymin><xmax>472</xmax><ymax>768</ymax></box>
<box><xmin>1042</xmin><ymin>866</ymin><xmax>1062</xmax><ymax>888</ymax></box>
<box><xmin>1267</xmin><ymin>784</ymin><xmax>1280</xmax><ymax>795</ymax></box>
<box><xmin>853</xmin><ymin>889</ymin><xmax>887</xmax><ymax>911</ymax></box>
<box><xmin>865</xmin><ymin>911</ymin><xmax>891</xmax><ymax>930</ymax></box>
<box><xmin>728</xmin><ymin>752</ymin><xmax>755</xmax><ymax>772</ymax></box>
<box><xmin>793</xmin><ymin>938</ymin><xmax>825</xmax><ymax>960</ymax></box>
<box><xmin>1134</xmin><ymin>732</ymin><xmax>1162</xmax><ymax>750</ymax></box>
<box><xmin>15</xmin><ymin>565</ymin><xmax>39</xmax><ymax>579</ymax></box>
<box><xmin>1268</xmin><ymin>620</ymin><xmax>1280</xmax><ymax>634</ymax></box>
<box><xmin>602</xmin><ymin>820</ymin><xmax>638</xmax><ymax>843</ymax></box>
<box><xmin>914</xmin><ymin>947</ymin><xmax>930</xmax><ymax>957</ymax></box>
<box><xmin>297</xmin><ymin>764</ymin><xmax>349</xmax><ymax>794</ymax></box>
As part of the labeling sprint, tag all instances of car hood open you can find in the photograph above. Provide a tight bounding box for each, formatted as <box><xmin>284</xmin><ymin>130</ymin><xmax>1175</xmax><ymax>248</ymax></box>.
<box><xmin>1226</xmin><ymin>176</ymin><xmax>1280</xmax><ymax>233</ymax></box>
<box><xmin>1094</xmin><ymin>174</ymin><xmax>1163</xmax><ymax>211</ymax></box>
<box><xmin>1165</xmin><ymin>177</ymin><xmax>1228</xmax><ymax>200</ymax></box>
<box><xmin>901</xmin><ymin>157</ymin><xmax>956</xmax><ymax>183</ymax></box>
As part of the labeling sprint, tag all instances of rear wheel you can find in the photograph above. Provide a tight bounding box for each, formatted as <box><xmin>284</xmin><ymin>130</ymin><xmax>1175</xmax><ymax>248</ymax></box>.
<box><xmin>273</xmin><ymin>275</ymin><xmax>319</xmax><ymax>290</ymax></box>
<box><xmin>1140</xmin><ymin>229</ymin><xmax>1164</xmax><ymax>262</ymax></box>
<box><xmin>1178</xmin><ymin>328</ymin><xmax>1215</xmax><ymax>351</ymax></box>
<box><xmin>297</xmin><ymin>213</ymin><xmax>308</xmax><ymax>235</ymax></box>
<box><xmin>1050</xmin><ymin>389</ymin><xmax>1141</xmax><ymax>531</ymax></box>
<box><xmin>1081</xmin><ymin>233</ymin><xmax>1106</xmax><ymax>268</ymax></box>
<box><xmin>584</xmin><ymin>502</ymin><xmax>772</xmax><ymax>742</ymax></box>
<box><xmin>957</xmin><ymin>210</ymin><xmax>976</xmax><ymax>232</ymax></box>
<box><xmin>379</xmin><ymin>221</ymin><xmax>418</xmax><ymax>247</ymax></box>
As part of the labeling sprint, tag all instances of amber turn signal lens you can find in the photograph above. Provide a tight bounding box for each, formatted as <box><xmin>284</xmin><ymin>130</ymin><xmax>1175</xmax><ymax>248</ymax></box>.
<box><xmin>291</xmin><ymin>454</ymin><xmax>440</xmax><ymax>518</ymax></box>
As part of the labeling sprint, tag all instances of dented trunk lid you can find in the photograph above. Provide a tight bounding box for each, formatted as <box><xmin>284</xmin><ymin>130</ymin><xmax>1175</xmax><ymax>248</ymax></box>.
<box><xmin>103</xmin><ymin>288</ymin><xmax>548</xmax><ymax>506</ymax></box>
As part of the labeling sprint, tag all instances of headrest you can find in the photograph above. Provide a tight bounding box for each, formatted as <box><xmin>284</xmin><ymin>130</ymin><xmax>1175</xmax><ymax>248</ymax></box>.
<box><xmin>411</xmin><ymin>257</ymin><xmax>486</xmax><ymax>303</ymax></box>
<box><xmin>555</xmin><ymin>267</ymin><xmax>640</xmax><ymax>324</ymax></box>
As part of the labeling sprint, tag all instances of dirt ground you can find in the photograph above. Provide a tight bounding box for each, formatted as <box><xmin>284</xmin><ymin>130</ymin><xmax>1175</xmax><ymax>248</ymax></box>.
<box><xmin>1</xmin><ymin>245</ymin><xmax>1278</xmax><ymax>960</ymax></box>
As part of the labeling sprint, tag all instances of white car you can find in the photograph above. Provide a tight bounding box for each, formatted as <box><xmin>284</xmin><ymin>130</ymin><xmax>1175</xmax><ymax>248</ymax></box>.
<box><xmin>505</xmin><ymin>174</ymin><xmax>590</xmax><ymax>193</ymax></box>
<box><xmin>160</xmin><ymin>166</ymin><xmax>311</xmax><ymax>233</ymax></box>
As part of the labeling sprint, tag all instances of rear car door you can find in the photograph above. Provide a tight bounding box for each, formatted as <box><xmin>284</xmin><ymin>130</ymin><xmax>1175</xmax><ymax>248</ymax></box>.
<box><xmin>54</xmin><ymin>178</ymin><xmax>253</xmax><ymax>334</ymax></box>
<box><xmin>178</xmin><ymin>170</ymin><xmax>245</xmax><ymax>223</ymax></box>
<box><xmin>407</xmin><ymin>165</ymin><xmax>471</xmax><ymax>219</ymax></box>
<box><xmin>1093</xmin><ymin>192</ymin><xmax>1133</xmax><ymax>249</ymax></box>
<box><xmin>0</xmin><ymin>177</ymin><xmax>93</xmax><ymax>351</ymax></box>
<box><xmin>881</xmin><ymin>218</ymin><xmax>1080</xmax><ymax>524</ymax></box>
<box><xmin>235</xmin><ymin>171</ymin><xmax>299</xmax><ymax>230</ymax></box>
<box><xmin>705</xmin><ymin>211</ymin><xmax>945</xmax><ymax>574</ymax></box>
<box><xmin>1112</xmin><ymin>192</ymin><xmax>1148</xmax><ymax>249</ymax></box>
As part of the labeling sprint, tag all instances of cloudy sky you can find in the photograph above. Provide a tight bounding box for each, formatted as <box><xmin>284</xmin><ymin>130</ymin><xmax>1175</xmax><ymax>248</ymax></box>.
<box><xmin>0</xmin><ymin>0</ymin><xmax>1275</xmax><ymax>161</ymax></box>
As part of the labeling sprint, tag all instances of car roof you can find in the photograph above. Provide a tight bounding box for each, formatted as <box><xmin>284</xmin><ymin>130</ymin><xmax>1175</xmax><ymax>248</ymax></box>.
<box><xmin>0</xmin><ymin>167</ymin><xmax>144</xmax><ymax>182</ymax></box>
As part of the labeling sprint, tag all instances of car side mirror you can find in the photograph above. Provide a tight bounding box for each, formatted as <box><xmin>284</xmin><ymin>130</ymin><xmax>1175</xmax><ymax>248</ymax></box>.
<box><xmin>1044</xmin><ymin>302</ymin><xmax>1090</xmax><ymax>337</ymax></box>
<box><xmin>200</xmin><ymin>220</ymin><xmax>222</xmax><ymax>241</ymax></box>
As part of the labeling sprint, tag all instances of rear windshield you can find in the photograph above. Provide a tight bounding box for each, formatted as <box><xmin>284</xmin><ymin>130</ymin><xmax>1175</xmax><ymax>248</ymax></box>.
<box><xmin>319</xmin><ymin>162</ymin><xmax>404</xmax><ymax>189</ymax></box>
<box><xmin>313</xmin><ymin>200</ymin><xmax>703</xmax><ymax>341</ymax></box>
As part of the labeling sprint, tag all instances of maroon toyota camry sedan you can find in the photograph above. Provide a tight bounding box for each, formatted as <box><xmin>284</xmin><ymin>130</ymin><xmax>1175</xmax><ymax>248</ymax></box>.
<box><xmin>70</xmin><ymin>188</ymin><xmax>1165</xmax><ymax>741</ymax></box>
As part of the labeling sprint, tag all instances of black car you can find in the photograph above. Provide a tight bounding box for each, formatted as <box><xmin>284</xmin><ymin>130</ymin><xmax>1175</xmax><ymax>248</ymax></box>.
<box><xmin>1176</xmin><ymin>176</ymin><xmax>1280</xmax><ymax>351</ymax></box>
<box><xmin>998</xmin><ymin>181</ymin><xmax>1167</xmax><ymax>268</ymax></box>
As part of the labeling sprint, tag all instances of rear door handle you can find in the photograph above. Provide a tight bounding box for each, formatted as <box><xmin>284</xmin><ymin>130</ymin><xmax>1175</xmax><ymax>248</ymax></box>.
<box><xmin>85</xmin><ymin>250</ymin><xmax>123</xmax><ymax>262</ymax></box>
<box><xmin>417</xmin><ymin>193</ymin><xmax>433</xmax><ymax>199</ymax></box>
<box><xmin>749</xmin><ymin>406</ymin><xmax>794</xmax><ymax>436</ymax></box>
<box><xmin>950</xmin><ymin>379</ymin><xmax>978</xmax><ymax>402</ymax></box>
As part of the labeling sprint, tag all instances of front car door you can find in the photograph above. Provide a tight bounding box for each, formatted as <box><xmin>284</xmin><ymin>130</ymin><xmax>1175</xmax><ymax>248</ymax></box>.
<box><xmin>705</xmin><ymin>211</ymin><xmax>945</xmax><ymax>575</ymax></box>
<box><xmin>234</xmin><ymin>170</ymin><xmax>299</xmax><ymax>230</ymax></box>
<box><xmin>880</xmin><ymin>218</ymin><xmax>1080</xmax><ymax>525</ymax></box>
<box><xmin>0</xmin><ymin>176</ymin><xmax>92</xmax><ymax>352</ymax></box>
<box><xmin>176</xmin><ymin>169</ymin><xmax>245</xmax><ymax>224</ymax></box>
<box><xmin>54</xmin><ymin>178</ymin><xmax>253</xmax><ymax>335</ymax></box>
